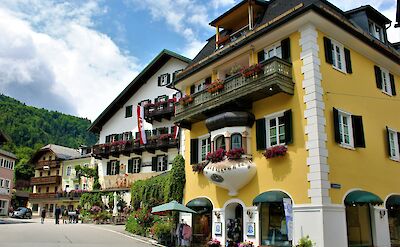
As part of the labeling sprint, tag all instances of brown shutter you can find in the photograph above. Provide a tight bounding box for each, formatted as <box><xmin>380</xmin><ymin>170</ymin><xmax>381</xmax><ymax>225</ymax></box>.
<box><xmin>351</xmin><ymin>115</ymin><xmax>365</xmax><ymax>148</ymax></box>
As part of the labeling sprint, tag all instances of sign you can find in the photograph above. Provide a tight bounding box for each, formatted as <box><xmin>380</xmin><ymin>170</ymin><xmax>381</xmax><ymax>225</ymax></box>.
<box><xmin>331</xmin><ymin>183</ymin><xmax>341</xmax><ymax>189</ymax></box>
<box><xmin>283</xmin><ymin>198</ymin><xmax>293</xmax><ymax>241</ymax></box>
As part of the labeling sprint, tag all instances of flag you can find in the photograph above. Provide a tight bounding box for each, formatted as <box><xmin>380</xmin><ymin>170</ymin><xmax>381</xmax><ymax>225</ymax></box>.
<box><xmin>137</xmin><ymin>105</ymin><xmax>147</xmax><ymax>144</ymax></box>
<box><xmin>173</xmin><ymin>124</ymin><xmax>180</xmax><ymax>139</ymax></box>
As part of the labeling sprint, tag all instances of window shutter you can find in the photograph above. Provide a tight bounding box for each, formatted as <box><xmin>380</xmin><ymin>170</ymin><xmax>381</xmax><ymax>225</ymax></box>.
<box><xmin>106</xmin><ymin>162</ymin><xmax>111</xmax><ymax>175</ymax></box>
<box><xmin>167</xmin><ymin>74</ymin><xmax>171</xmax><ymax>84</ymax></box>
<box><xmin>397</xmin><ymin>132</ymin><xmax>400</xmax><ymax>156</ymax></box>
<box><xmin>281</xmin><ymin>38</ymin><xmax>291</xmax><ymax>62</ymax></box>
<box><xmin>152</xmin><ymin>157</ymin><xmax>157</xmax><ymax>171</ymax></box>
<box><xmin>256</xmin><ymin>118</ymin><xmax>266</xmax><ymax>150</ymax></box>
<box><xmin>162</xmin><ymin>156</ymin><xmax>168</xmax><ymax>171</ymax></box>
<box><xmin>105</xmin><ymin>135</ymin><xmax>110</xmax><ymax>143</ymax></box>
<box><xmin>390</xmin><ymin>73</ymin><xmax>396</xmax><ymax>96</ymax></box>
<box><xmin>351</xmin><ymin>115</ymin><xmax>365</xmax><ymax>148</ymax></box>
<box><xmin>333</xmin><ymin>108</ymin><xmax>341</xmax><ymax>143</ymax></box>
<box><xmin>205</xmin><ymin>77</ymin><xmax>212</xmax><ymax>85</ymax></box>
<box><xmin>323</xmin><ymin>37</ymin><xmax>333</xmax><ymax>64</ymax></box>
<box><xmin>190</xmin><ymin>85</ymin><xmax>195</xmax><ymax>94</ymax></box>
<box><xmin>138</xmin><ymin>159</ymin><xmax>142</xmax><ymax>173</ymax></box>
<box><xmin>374</xmin><ymin>66</ymin><xmax>382</xmax><ymax>89</ymax></box>
<box><xmin>191</xmin><ymin>139</ymin><xmax>199</xmax><ymax>164</ymax></box>
<box><xmin>344</xmin><ymin>48</ymin><xmax>352</xmax><ymax>74</ymax></box>
<box><xmin>257</xmin><ymin>50</ymin><xmax>265</xmax><ymax>63</ymax></box>
<box><xmin>386</xmin><ymin>127</ymin><xmax>391</xmax><ymax>157</ymax></box>
<box><xmin>129</xmin><ymin>132</ymin><xmax>133</xmax><ymax>140</ymax></box>
<box><xmin>128</xmin><ymin>159</ymin><xmax>133</xmax><ymax>173</ymax></box>
<box><xmin>116</xmin><ymin>161</ymin><xmax>120</xmax><ymax>174</ymax></box>
<box><xmin>284</xmin><ymin>109</ymin><xmax>293</xmax><ymax>144</ymax></box>
<box><xmin>157</xmin><ymin>76</ymin><xmax>161</xmax><ymax>86</ymax></box>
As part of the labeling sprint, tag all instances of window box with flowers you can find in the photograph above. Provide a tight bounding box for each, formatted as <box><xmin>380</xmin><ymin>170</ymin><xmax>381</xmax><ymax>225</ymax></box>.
<box><xmin>178</xmin><ymin>95</ymin><xmax>193</xmax><ymax>106</ymax></box>
<box><xmin>192</xmin><ymin>161</ymin><xmax>209</xmax><ymax>173</ymax></box>
<box><xmin>206</xmin><ymin>79</ymin><xmax>224</xmax><ymax>93</ymax></box>
<box><xmin>241</xmin><ymin>63</ymin><xmax>263</xmax><ymax>78</ymax></box>
<box><xmin>206</xmin><ymin>148</ymin><xmax>226</xmax><ymax>163</ymax></box>
<box><xmin>207</xmin><ymin>239</ymin><xmax>221</xmax><ymax>247</ymax></box>
<box><xmin>239</xmin><ymin>241</ymin><xmax>254</xmax><ymax>247</ymax></box>
<box><xmin>226</xmin><ymin>148</ymin><xmax>245</xmax><ymax>160</ymax></box>
<box><xmin>263</xmin><ymin>145</ymin><xmax>287</xmax><ymax>159</ymax></box>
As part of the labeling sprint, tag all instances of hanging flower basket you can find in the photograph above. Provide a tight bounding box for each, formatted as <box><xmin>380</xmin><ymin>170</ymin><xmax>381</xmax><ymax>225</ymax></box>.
<box><xmin>206</xmin><ymin>148</ymin><xmax>226</xmax><ymax>163</ymax></box>
<box><xmin>263</xmin><ymin>145</ymin><xmax>288</xmax><ymax>159</ymax></box>
<box><xmin>241</xmin><ymin>63</ymin><xmax>263</xmax><ymax>78</ymax></box>
<box><xmin>207</xmin><ymin>79</ymin><xmax>224</xmax><ymax>93</ymax></box>
<box><xmin>226</xmin><ymin>148</ymin><xmax>244</xmax><ymax>160</ymax></box>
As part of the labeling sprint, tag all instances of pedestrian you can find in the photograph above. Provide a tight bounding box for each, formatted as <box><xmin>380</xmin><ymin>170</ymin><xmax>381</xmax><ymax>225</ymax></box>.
<box><xmin>40</xmin><ymin>208</ymin><xmax>46</xmax><ymax>224</ymax></box>
<box><xmin>75</xmin><ymin>208</ymin><xmax>80</xmax><ymax>223</ymax></box>
<box><xmin>62</xmin><ymin>208</ymin><xmax>68</xmax><ymax>224</ymax></box>
<box><xmin>54</xmin><ymin>205</ymin><xmax>61</xmax><ymax>224</ymax></box>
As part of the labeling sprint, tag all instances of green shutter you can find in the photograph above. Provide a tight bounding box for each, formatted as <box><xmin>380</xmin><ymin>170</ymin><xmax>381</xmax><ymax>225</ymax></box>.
<box><xmin>374</xmin><ymin>66</ymin><xmax>382</xmax><ymax>89</ymax></box>
<box><xmin>128</xmin><ymin>159</ymin><xmax>133</xmax><ymax>173</ymax></box>
<box><xmin>351</xmin><ymin>115</ymin><xmax>365</xmax><ymax>148</ymax></box>
<box><xmin>256</xmin><ymin>118</ymin><xmax>266</xmax><ymax>150</ymax></box>
<box><xmin>152</xmin><ymin>157</ymin><xmax>157</xmax><ymax>171</ymax></box>
<box><xmin>191</xmin><ymin>139</ymin><xmax>199</xmax><ymax>164</ymax></box>
<box><xmin>106</xmin><ymin>162</ymin><xmax>111</xmax><ymax>175</ymax></box>
<box><xmin>257</xmin><ymin>50</ymin><xmax>265</xmax><ymax>63</ymax></box>
<box><xmin>323</xmin><ymin>37</ymin><xmax>333</xmax><ymax>64</ymax></box>
<box><xmin>115</xmin><ymin>161</ymin><xmax>120</xmax><ymax>174</ymax></box>
<box><xmin>281</xmin><ymin>38</ymin><xmax>291</xmax><ymax>62</ymax></box>
<box><xmin>333</xmin><ymin>108</ymin><xmax>341</xmax><ymax>143</ymax></box>
<box><xmin>284</xmin><ymin>109</ymin><xmax>293</xmax><ymax>144</ymax></box>
<box><xmin>344</xmin><ymin>48</ymin><xmax>352</xmax><ymax>74</ymax></box>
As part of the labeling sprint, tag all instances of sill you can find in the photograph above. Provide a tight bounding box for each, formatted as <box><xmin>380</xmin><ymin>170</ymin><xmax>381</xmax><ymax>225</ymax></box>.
<box><xmin>332</xmin><ymin>66</ymin><xmax>347</xmax><ymax>75</ymax></box>
<box><xmin>381</xmin><ymin>91</ymin><xmax>393</xmax><ymax>97</ymax></box>
<box><xmin>389</xmin><ymin>157</ymin><xmax>400</xmax><ymax>162</ymax></box>
<box><xmin>339</xmin><ymin>144</ymin><xmax>355</xmax><ymax>150</ymax></box>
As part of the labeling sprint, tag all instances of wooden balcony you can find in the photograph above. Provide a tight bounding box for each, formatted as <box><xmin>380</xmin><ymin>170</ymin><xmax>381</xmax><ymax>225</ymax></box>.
<box><xmin>35</xmin><ymin>160</ymin><xmax>61</xmax><ymax>169</ymax></box>
<box><xmin>144</xmin><ymin>100</ymin><xmax>175</xmax><ymax>123</ymax></box>
<box><xmin>30</xmin><ymin>176</ymin><xmax>62</xmax><ymax>185</ymax></box>
<box><xmin>174</xmin><ymin>57</ymin><xmax>294</xmax><ymax>125</ymax></box>
<box><xmin>29</xmin><ymin>192</ymin><xmax>56</xmax><ymax>200</ymax></box>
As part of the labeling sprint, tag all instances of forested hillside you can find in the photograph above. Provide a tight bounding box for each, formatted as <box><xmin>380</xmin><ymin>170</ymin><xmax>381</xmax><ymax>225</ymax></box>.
<box><xmin>0</xmin><ymin>94</ymin><xmax>97</xmax><ymax>180</ymax></box>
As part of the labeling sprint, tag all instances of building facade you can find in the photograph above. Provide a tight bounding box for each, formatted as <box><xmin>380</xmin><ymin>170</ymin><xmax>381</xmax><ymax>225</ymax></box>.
<box><xmin>89</xmin><ymin>50</ymin><xmax>190</xmax><ymax>203</ymax></box>
<box><xmin>173</xmin><ymin>1</ymin><xmax>400</xmax><ymax>247</ymax></box>
<box><xmin>29</xmin><ymin>144</ymin><xmax>82</xmax><ymax>216</ymax></box>
<box><xmin>0</xmin><ymin>131</ymin><xmax>16</xmax><ymax>215</ymax></box>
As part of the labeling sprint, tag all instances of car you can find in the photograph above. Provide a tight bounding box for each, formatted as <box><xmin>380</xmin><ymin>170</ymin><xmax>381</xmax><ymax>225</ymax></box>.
<box><xmin>12</xmin><ymin>207</ymin><xmax>32</xmax><ymax>219</ymax></box>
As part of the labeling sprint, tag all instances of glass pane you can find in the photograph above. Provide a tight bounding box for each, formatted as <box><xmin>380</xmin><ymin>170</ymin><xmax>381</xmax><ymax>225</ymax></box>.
<box><xmin>260</xmin><ymin>202</ymin><xmax>290</xmax><ymax>246</ymax></box>
<box><xmin>346</xmin><ymin>205</ymin><xmax>373</xmax><ymax>247</ymax></box>
<box><xmin>231</xmin><ymin>134</ymin><xmax>242</xmax><ymax>149</ymax></box>
<box><xmin>216</xmin><ymin>136</ymin><xmax>225</xmax><ymax>150</ymax></box>
<box><xmin>279</xmin><ymin>125</ymin><xmax>285</xmax><ymax>135</ymax></box>
<box><xmin>271</xmin><ymin>137</ymin><xmax>277</xmax><ymax>146</ymax></box>
<box><xmin>270</xmin><ymin>127</ymin><xmax>277</xmax><ymax>136</ymax></box>
<box><xmin>270</xmin><ymin>118</ymin><xmax>276</xmax><ymax>127</ymax></box>
<box><xmin>279</xmin><ymin>134</ymin><xmax>285</xmax><ymax>143</ymax></box>
<box><xmin>276</xmin><ymin>46</ymin><xmax>282</xmax><ymax>58</ymax></box>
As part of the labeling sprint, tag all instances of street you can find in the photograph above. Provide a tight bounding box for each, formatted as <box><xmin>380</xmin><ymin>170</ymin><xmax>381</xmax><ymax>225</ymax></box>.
<box><xmin>0</xmin><ymin>218</ymin><xmax>153</xmax><ymax>247</ymax></box>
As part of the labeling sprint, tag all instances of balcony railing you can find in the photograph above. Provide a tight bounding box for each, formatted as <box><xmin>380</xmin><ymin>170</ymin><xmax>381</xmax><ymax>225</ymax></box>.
<box><xmin>92</xmin><ymin>134</ymin><xmax>178</xmax><ymax>158</ymax></box>
<box><xmin>30</xmin><ymin>175</ymin><xmax>62</xmax><ymax>185</ymax></box>
<box><xmin>29</xmin><ymin>192</ymin><xmax>56</xmax><ymax>200</ymax></box>
<box><xmin>35</xmin><ymin>160</ymin><xmax>61</xmax><ymax>169</ymax></box>
<box><xmin>144</xmin><ymin>100</ymin><xmax>176</xmax><ymax>123</ymax></box>
<box><xmin>174</xmin><ymin>57</ymin><xmax>294</xmax><ymax>124</ymax></box>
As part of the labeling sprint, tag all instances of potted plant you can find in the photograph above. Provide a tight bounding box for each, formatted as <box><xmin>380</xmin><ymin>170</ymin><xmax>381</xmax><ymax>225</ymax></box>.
<box><xmin>207</xmin><ymin>79</ymin><xmax>224</xmax><ymax>93</ymax></box>
<box><xmin>226</xmin><ymin>148</ymin><xmax>245</xmax><ymax>160</ymax></box>
<box><xmin>207</xmin><ymin>239</ymin><xmax>221</xmax><ymax>247</ymax></box>
<box><xmin>178</xmin><ymin>95</ymin><xmax>193</xmax><ymax>106</ymax></box>
<box><xmin>239</xmin><ymin>240</ymin><xmax>254</xmax><ymax>247</ymax></box>
<box><xmin>296</xmin><ymin>235</ymin><xmax>315</xmax><ymax>247</ymax></box>
<box><xmin>263</xmin><ymin>145</ymin><xmax>288</xmax><ymax>159</ymax></box>
<box><xmin>241</xmin><ymin>63</ymin><xmax>263</xmax><ymax>78</ymax></box>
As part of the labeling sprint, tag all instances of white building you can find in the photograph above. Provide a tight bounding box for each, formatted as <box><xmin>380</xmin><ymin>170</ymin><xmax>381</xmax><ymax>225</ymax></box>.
<box><xmin>88</xmin><ymin>50</ymin><xmax>190</xmax><ymax>203</ymax></box>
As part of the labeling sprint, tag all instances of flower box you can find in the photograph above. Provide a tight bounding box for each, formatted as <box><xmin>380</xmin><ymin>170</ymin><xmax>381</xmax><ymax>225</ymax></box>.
<box><xmin>226</xmin><ymin>148</ymin><xmax>244</xmax><ymax>160</ymax></box>
<box><xmin>263</xmin><ymin>145</ymin><xmax>288</xmax><ymax>159</ymax></box>
<box><xmin>207</xmin><ymin>79</ymin><xmax>224</xmax><ymax>93</ymax></box>
<box><xmin>241</xmin><ymin>63</ymin><xmax>263</xmax><ymax>78</ymax></box>
<box><xmin>178</xmin><ymin>95</ymin><xmax>193</xmax><ymax>106</ymax></box>
<box><xmin>206</xmin><ymin>148</ymin><xmax>226</xmax><ymax>163</ymax></box>
<box><xmin>207</xmin><ymin>239</ymin><xmax>221</xmax><ymax>247</ymax></box>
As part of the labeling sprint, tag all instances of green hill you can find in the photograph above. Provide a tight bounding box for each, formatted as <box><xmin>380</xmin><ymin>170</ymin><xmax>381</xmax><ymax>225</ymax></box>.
<box><xmin>0</xmin><ymin>94</ymin><xmax>97</xmax><ymax>181</ymax></box>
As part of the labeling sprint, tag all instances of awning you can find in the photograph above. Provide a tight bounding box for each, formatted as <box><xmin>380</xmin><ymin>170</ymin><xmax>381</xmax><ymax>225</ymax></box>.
<box><xmin>386</xmin><ymin>195</ymin><xmax>400</xmax><ymax>207</ymax></box>
<box><xmin>151</xmin><ymin>200</ymin><xmax>197</xmax><ymax>214</ymax></box>
<box><xmin>253</xmin><ymin>191</ymin><xmax>290</xmax><ymax>205</ymax></box>
<box><xmin>186</xmin><ymin>198</ymin><xmax>213</xmax><ymax>208</ymax></box>
<box><xmin>344</xmin><ymin>190</ymin><xmax>383</xmax><ymax>206</ymax></box>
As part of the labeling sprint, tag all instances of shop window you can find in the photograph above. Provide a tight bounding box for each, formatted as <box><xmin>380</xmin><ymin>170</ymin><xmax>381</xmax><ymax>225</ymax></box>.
<box><xmin>199</xmin><ymin>136</ymin><xmax>211</xmax><ymax>162</ymax></box>
<box><xmin>215</xmin><ymin>135</ymin><xmax>226</xmax><ymax>151</ymax></box>
<box><xmin>260</xmin><ymin>202</ymin><xmax>291</xmax><ymax>246</ymax></box>
<box><xmin>346</xmin><ymin>205</ymin><xmax>373</xmax><ymax>247</ymax></box>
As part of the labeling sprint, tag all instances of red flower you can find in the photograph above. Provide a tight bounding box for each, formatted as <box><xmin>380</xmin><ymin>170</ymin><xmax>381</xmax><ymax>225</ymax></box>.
<box><xmin>206</xmin><ymin>148</ymin><xmax>226</xmax><ymax>163</ymax></box>
<box><xmin>263</xmin><ymin>145</ymin><xmax>287</xmax><ymax>159</ymax></box>
<box><xmin>226</xmin><ymin>148</ymin><xmax>244</xmax><ymax>160</ymax></box>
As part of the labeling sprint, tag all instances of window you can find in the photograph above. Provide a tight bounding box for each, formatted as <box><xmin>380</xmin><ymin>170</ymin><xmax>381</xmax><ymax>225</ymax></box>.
<box><xmin>40</xmin><ymin>171</ymin><xmax>43</xmax><ymax>177</ymax></box>
<box><xmin>74</xmin><ymin>184</ymin><xmax>79</xmax><ymax>190</ymax></box>
<box><xmin>387</xmin><ymin>128</ymin><xmax>400</xmax><ymax>161</ymax></box>
<box><xmin>38</xmin><ymin>187</ymin><xmax>41</xmax><ymax>193</ymax></box>
<box><xmin>132</xmin><ymin>158</ymin><xmax>141</xmax><ymax>173</ymax></box>
<box><xmin>263</xmin><ymin>43</ymin><xmax>282</xmax><ymax>60</ymax></box>
<box><xmin>47</xmin><ymin>171</ymin><xmax>50</xmax><ymax>176</ymax></box>
<box><xmin>381</xmin><ymin>69</ymin><xmax>393</xmax><ymax>95</ymax></box>
<box><xmin>66</xmin><ymin>166</ymin><xmax>72</xmax><ymax>176</ymax></box>
<box><xmin>46</xmin><ymin>187</ymin><xmax>49</xmax><ymax>193</ymax></box>
<box><xmin>338</xmin><ymin>111</ymin><xmax>354</xmax><ymax>147</ymax></box>
<box><xmin>0</xmin><ymin>200</ymin><xmax>7</xmax><ymax>215</ymax></box>
<box><xmin>215</xmin><ymin>136</ymin><xmax>226</xmax><ymax>150</ymax></box>
<box><xmin>0</xmin><ymin>179</ymin><xmax>3</xmax><ymax>187</ymax></box>
<box><xmin>199</xmin><ymin>137</ymin><xmax>211</xmax><ymax>161</ymax></box>
<box><xmin>82</xmin><ymin>183</ymin><xmax>87</xmax><ymax>190</ymax></box>
<box><xmin>157</xmin><ymin>156</ymin><xmax>167</xmax><ymax>172</ymax></box>
<box><xmin>158</xmin><ymin>73</ymin><xmax>170</xmax><ymax>86</ymax></box>
<box><xmin>266</xmin><ymin>114</ymin><xmax>286</xmax><ymax>147</ymax></box>
<box><xmin>0</xmin><ymin>159</ymin><xmax>2</xmax><ymax>167</ymax></box>
<box><xmin>331</xmin><ymin>40</ymin><xmax>345</xmax><ymax>72</ymax></box>
<box><xmin>5</xmin><ymin>180</ymin><xmax>9</xmax><ymax>193</ymax></box>
<box><xmin>125</xmin><ymin>105</ymin><xmax>133</xmax><ymax>118</ymax></box>
<box><xmin>231</xmin><ymin>133</ymin><xmax>242</xmax><ymax>150</ymax></box>
<box><xmin>368</xmin><ymin>21</ymin><xmax>384</xmax><ymax>41</ymax></box>
<box><xmin>110</xmin><ymin>161</ymin><xmax>119</xmax><ymax>175</ymax></box>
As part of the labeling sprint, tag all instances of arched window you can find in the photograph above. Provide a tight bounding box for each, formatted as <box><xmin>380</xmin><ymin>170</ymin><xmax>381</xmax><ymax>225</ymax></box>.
<box><xmin>215</xmin><ymin>136</ymin><xmax>226</xmax><ymax>150</ymax></box>
<box><xmin>230</xmin><ymin>133</ymin><xmax>242</xmax><ymax>149</ymax></box>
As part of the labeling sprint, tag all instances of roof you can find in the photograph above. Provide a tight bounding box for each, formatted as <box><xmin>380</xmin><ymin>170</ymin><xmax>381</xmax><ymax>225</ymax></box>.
<box><xmin>0</xmin><ymin>149</ymin><xmax>17</xmax><ymax>159</ymax></box>
<box><xmin>0</xmin><ymin>130</ymin><xmax>11</xmax><ymax>144</ymax></box>
<box><xmin>177</xmin><ymin>0</ymin><xmax>399</xmax><ymax>83</ymax></box>
<box><xmin>89</xmin><ymin>49</ymin><xmax>191</xmax><ymax>133</ymax></box>
<box><xmin>30</xmin><ymin>144</ymin><xmax>81</xmax><ymax>163</ymax></box>
<box><xmin>345</xmin><ymin>5</ymin><xmax>392</xmax><ymax>24</ymax></box>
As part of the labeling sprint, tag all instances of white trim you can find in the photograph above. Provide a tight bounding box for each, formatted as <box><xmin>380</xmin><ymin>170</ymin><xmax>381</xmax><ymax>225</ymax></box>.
<box><xmin>223</xmin><ymin>198</ymin><xmax>246</xmax><ymax>208</ymax></box>
<box><xmin>337</xmin><ymin>110</ymin><xmax>354</xmax><ymax>148</ymax></box>
<box><xmin>198</xmin><ymin>136</ymin><xmax>211</xmax><ymax>162</ymax></box>
<box><xmin>330</xmin><ymin>39</ymin><xmax>346</xmax><ymax>73</ymax></box>
<box><xmin>387</xmin><ymin>127</ymin><xmax>400</xmax><ymax>161</ymax></box>
<box><xmin>380</xmin><ymin>68</ymin><xmax>393</xmax><ymax>96</ymax></box>
<box><xmin>264</xmin><ymin>111</ymin><xmax>286</xmax><ymax>148</ymax></box>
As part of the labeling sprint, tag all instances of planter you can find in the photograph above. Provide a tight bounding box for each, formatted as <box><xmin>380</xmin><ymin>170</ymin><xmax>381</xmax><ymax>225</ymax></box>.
<box><xmin>263</xmin><ymin>145</ymin><xmax>287</xmax><ymax>159</ymax></box>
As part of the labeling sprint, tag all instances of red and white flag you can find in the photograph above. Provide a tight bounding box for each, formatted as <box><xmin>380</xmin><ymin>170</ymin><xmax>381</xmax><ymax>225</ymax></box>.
<box><xmin>173</xmin><ymin>124</ymin><xmax>180</xmax><ymax>139</ymax></box>
<box><xmin>137</xmin><ymin>105</ymin><xmax>147</xmax><ymax>144</ymax></box>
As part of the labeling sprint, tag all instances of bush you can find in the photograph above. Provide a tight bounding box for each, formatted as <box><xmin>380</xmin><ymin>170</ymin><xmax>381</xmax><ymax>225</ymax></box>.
<box><xmin>296</xmin><ymin>236</ymin><xmax>314</xmax><ymax>247</ymax></box>
<box><xmin>126</xmin><ymin>215</ymin><xmax>146</xmax><ymax>236</ymax></box>
<box><xmin>152</xmin><ymin>218</ymin><xmax>173</xmax><ymax>239</ymax></box>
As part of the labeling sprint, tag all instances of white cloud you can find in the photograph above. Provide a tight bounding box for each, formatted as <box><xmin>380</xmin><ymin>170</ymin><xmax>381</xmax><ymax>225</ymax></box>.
<box><xmin>0</xmin><ymin>1</ymin><xmax>140</xmax><ymax>121</ymax></box>
<box><xmin>210</xmin><ymin>0</ymin><xmax>237</xmax><ymax>10</ymax></box>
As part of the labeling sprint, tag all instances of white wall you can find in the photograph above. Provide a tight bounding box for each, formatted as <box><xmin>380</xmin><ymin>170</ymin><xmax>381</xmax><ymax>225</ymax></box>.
<box><xmin>99</xmin><ymin>58</ymin><xmax>188</xmax><ymax>143</ymax></box>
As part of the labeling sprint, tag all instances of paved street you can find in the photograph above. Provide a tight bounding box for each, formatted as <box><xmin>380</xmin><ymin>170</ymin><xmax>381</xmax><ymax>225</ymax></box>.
<box><xmin>0</xmin><ymin>218</ymin><xmax>153</xmax><ymax>247</ymax></box>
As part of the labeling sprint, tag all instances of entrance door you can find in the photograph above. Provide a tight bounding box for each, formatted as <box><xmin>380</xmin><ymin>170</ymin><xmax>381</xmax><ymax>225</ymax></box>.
<box><xmin>225</xmin><ymin>203</ymin><xmax>243</xmax><ymax>245</ymax></box>
<box><xmin>346</xmin><ymin>205</ymin><xmax>373</xmax><ymax>247</ymax></box>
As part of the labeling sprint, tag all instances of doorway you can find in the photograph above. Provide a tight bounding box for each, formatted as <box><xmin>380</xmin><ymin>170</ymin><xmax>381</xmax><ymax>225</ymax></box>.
<box><xmin>225</xmin><ymin>202</ymin><xmax>243</xmax><ymax>246</ymax></box>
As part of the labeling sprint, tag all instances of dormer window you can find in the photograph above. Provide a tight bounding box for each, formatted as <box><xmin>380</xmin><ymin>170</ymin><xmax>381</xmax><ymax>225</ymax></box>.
<box><xmin>368</xmin><ymin>21</ymin><xmax>384</xmax><ymax>42</ymax></box>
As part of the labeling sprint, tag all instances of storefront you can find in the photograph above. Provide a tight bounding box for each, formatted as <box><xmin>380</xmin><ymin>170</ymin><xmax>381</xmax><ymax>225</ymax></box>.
<box><xmin>387</xmin><ymin>195</ymin><xmax>400</xmax><ymax>247</ymax></box>
<box><xmin>186</xmin><ymin>198</ymin><xmax>213</xmax><ymax>247</ymax></box>
<box><xmin>253</xmin><ymin>191</ymin><xmax>292</xmax><ymax>247</ymax></box>
<box><xmin>344</xmin><ymin>190</ymin><xmax>383</xmax><ymax>247</ymax></box>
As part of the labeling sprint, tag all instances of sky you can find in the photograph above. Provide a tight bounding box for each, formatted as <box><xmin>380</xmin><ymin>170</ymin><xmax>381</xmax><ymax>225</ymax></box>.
<box><xmin>0</xmin><ymin>0</ymin><xmax>398</xmax><ymax>121</ymax></box>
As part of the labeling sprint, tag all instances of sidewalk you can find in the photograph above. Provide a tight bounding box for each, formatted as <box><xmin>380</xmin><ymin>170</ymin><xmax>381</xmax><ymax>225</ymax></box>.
<box><xmin>90</xmin><ymin>223</ymin><xmax>166</xmax><ymax>247</ymax></box>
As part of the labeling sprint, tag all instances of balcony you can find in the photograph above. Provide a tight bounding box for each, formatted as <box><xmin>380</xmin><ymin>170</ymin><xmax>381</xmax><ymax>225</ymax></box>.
<box><xmin>30</xmin><ymin>175</ymin><xmax>62</xmax><ymax>185</ymax></box>
<box><xmin>29</xmin><ymin>192</ymin><xmax>56</xmax><ymax>200</ymax></box>
<box><xmin>174</xmin><ymin>57</ymin><xmax>294</xmax><ymax>124</ymax></box>
<box><xmin>35</xmin><ymin>160</ymin><xmax>61</xmax><ymax>169</ymax></box>
<box><xmin>144</xmin><ymin>99</ymin><xmax>176</xmax><ymax>123</ymax></box>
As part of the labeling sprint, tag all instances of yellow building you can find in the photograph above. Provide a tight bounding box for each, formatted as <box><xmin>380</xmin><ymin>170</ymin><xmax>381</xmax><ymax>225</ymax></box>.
<box><xmin>173</xmin><ymin>1</ymin><xmax>400</xmax><ymax>247</ymax></box>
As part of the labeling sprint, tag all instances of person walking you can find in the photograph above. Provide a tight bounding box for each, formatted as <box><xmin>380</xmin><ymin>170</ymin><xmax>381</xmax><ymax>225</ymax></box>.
<box><xmin>40</xmin><ymin>208</ymin><xmax>46</xmax><ymax>224</ymax></box>
<box><xmin>54</xmin><ymin>205</ymin><xmax>61</xmax><ymax>224</ymax></box>
<box><xmin>62</xmin><ymin>208</ymin><xmax>68</xmax><ymax>224</ymax></box>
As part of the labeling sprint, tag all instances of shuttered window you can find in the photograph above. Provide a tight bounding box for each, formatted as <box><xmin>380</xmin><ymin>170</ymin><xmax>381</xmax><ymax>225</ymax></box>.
<box><xmin>158</xmin><ymin>73</ymin><xmax>171</xmax><ymax>86</ymax></box>
<box><xmin>386</xmin><ymin>127</ymin><xmax>400</xmax><ymax>161</ymax></box>
<box><xmin>125</xmin><ymin>105</ymin><xmax>133</xmax><ymax>118</ymax></box>
<box><xmin>375</xmin><ymin>66</ymin><xmax>396</xmax><ymax>96</ymax></box>
<box><xmin>324</xmin><ymin>37</ymin><xmax>352</xmax><ymax>73</ymax></box>
<box><xmin>333</xmin><ymin>108</ymin><xmax>365</xmax><ymax>148</ymax></box>
<box><xmin>191</xmin><ymin>139</ymin><xmax>199</xmax><ymax>164</ymax></box>
<box><xmin>199</xmin><ymin>136</ymin><xmax>211</xmax><ymax>162</ymax></box>
<box><xmin>128</xmin><ymin>158</ymin><xmax>141</xmax><ymax>173</ymax></box>
<box><xmin>257</xmin><ymin>38</ymin><xmax>290</xmax><ymax>63</ymax></box>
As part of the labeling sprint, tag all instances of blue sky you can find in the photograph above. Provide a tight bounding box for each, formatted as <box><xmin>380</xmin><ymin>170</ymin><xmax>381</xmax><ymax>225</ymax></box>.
<box><xmin>0</xmin><ymin>0</ymin><xmax>398</xmax><ymax>121</ymax></box>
